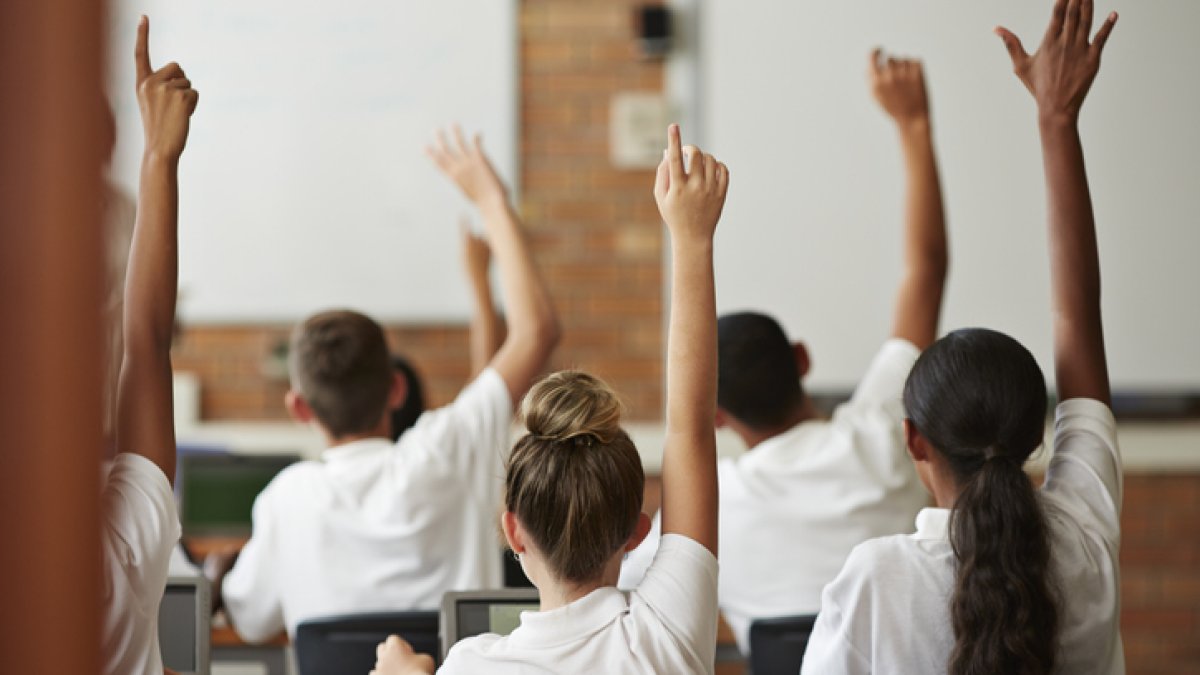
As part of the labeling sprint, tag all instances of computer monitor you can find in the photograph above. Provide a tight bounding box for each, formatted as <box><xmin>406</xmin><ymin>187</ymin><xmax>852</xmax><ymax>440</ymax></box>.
<box><xmin>178</xmin><ymin>451</ymin><xmax>300</xmax><ymax>536</ymax></box>
<box><xmin>440</xmin><ymin>589</ymin><xmax>539</xmax><ymax>660</ymax></box>
<box><xmin>158</xmin><ymin>576</ymin><xmax>211</xmax><ymax>675</ymax></box>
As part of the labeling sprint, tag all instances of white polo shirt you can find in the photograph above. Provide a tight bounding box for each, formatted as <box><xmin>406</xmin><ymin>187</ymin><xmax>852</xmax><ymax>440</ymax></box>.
<box><xmin>441</xmin><ymin>534</ymin><xmax>719</xmax><ymax>675</ymax></box>
<box><xmin>802</xmin><ymin>398</ymin><xmax>1124</xmax><ymax>675</ymax></box>
<box><xmin>222</xmin><ymin>368</ymin><xmax>513</xmax><ymax>642</ymax></box>
<box><xmin>102</xmin><ymin>453</ymin><xmax>181</xmax><ymax>675</ymax></box>
<box><xmin>620</xmin><ymin>339</ymin><xmax>928</xmax><ymax>651</ymax></box>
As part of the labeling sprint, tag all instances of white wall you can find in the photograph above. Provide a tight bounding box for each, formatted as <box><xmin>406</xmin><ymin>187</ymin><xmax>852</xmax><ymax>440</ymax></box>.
<box><xmin>681</xmin><ymin>0</ymin><xmax>1200</xmax><ymax>391</ymax></box>
<box><xmin>106</xmin><ymin>0</ymin><xmax>517</xmax><ymax>323</ymax></box>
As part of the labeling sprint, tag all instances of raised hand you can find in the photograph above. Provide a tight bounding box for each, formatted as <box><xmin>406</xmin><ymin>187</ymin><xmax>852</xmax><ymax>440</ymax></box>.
<box><xmin>135</xmin><ymin>16</ymin><xmax>198</xmax><ymax>160</ymax></box>
<box><xmin>426</xmin><ymin>126</ymin><xmax>507</xmax><ymax>206</ymax></box>
<box><xmin>369</xmin><ymin>636</ymin><xmax>435</xmax><ymax>675</ymax></box>
<box><xmin>869</xmin><ymin>49</ymin><xmax>930</xmax><ymax>128</ymax></box>
<box><xmin>653</xmin><ymin>124</ymin><xmax>729</xmax><ymax>244</ymax></box>
<box><xmin>462</xmin><ymin>218</ymin><xmax>492</xmax><ymax>282</ymax></box>
<box><xmin>995</xmin><ymin>0</ymin><xmax>1118</xmax><ymax>121</ymax></box>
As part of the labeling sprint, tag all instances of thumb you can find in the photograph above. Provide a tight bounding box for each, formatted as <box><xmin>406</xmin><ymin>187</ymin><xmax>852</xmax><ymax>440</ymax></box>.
<box><xmin>994</xmin><ymin>27</ymin><xmax>1028</xmax><ymax>68</ymax></box>
<box><xmin>135</xmin><ymin>15</ymin><xmax>153</xmax><ymax>84</ymax></box>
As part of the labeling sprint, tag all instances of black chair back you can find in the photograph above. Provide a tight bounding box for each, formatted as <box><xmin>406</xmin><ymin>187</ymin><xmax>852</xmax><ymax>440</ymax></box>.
<box><xmin>748</xmin><ymin>614</ymin><xmax>819</xmax><ymax>675</ymax></box>
<box><xmin>294</xmin><ymin>610</ymin><xmax>440</xmax><ymax>675</ymax></box>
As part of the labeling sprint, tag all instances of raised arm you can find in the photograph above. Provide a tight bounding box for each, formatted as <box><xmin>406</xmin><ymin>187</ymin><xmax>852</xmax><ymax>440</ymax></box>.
<box><xmin>656</xmin><ymin>125</ymin><xmax>728</xmax><ymax>555</ymax></box>
<box><xmin>461</xmin><ymin>220</ymin><xmax>503</xmax><ymax>378</ymax></box>
<box><xmin>997</xmin><ymin>0</ymin><xmax>1117</xmax><ymax>404</ymax></box>
<box><xmin>426</xmin><ymin>128</ymin><xmax>560</xmax><ymax>403</ymax></box>
<box><xmin>115</xmin><ymin>16</ymin><xmax>198</xmax><ymax>481</ymax></box>
<box><xmin>870</xmin><ymin>50</ymin><xmax>949</xmax><ymax>350</ymax></box>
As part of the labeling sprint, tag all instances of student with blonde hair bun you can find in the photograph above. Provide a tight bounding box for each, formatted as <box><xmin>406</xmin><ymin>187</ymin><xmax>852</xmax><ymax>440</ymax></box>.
<box><xmin>371</xmin><ymin>123</ymin><xmax>729</xmax><ymax>675</ymax></box>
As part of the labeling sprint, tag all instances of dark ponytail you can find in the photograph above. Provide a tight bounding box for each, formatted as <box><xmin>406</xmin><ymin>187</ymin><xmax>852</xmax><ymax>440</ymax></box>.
<box><xmin>903</xmin><ymin>328</ymin><xmax>1057</xmax><ymax>675</ymax></box>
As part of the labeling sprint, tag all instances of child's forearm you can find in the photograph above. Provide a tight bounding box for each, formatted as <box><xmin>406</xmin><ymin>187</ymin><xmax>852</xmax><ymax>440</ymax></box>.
<box><xmin>480</xmin><ymin>197</ymin><xmax>559</xmax><ymax>359</ymax></box>
<box><xmin>126</xmin><ymin>154</ymin><xmax>180</xmax><ymax>351</ymax></box>
<box><xmin>890</xmin><ymin>119</ymin><xmax>948</xmax><ymax>349</ymax></box>
<box><xmin>1038</xmin><ymin>118</ymin><xmax>1110</xmax><ymax>403</ymax></box>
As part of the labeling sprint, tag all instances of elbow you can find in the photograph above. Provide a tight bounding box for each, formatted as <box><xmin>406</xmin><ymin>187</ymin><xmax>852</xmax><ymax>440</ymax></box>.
<box><xmin>529</xmin><ymin>300</ymin><xmax>562</xmax><ymax>353</ymax></box>
<box><xmin>540</xmin><ymin>312</ymin><xmax>563</xmax><ymax>352</ymax></box>
<box><xmin>914</xmin><ymin>249</ymin><xmax>949</xmax><ymax>288</ymax></box>
<box><xmin>122</xmin><ymin>316</ymin><xmax>175</xmax><ymax>359</ymax></box>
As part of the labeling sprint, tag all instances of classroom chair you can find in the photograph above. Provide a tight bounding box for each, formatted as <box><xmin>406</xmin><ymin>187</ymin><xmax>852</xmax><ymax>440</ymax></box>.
<box><xmin>294</xmin><ymin>610</ymin><xmax>440</xmax><ymax>675</ymax></box>
<box><xmin>748</xmin><ymin>614</ymin><xmax>819</xmax><ymax>675</ymax></box>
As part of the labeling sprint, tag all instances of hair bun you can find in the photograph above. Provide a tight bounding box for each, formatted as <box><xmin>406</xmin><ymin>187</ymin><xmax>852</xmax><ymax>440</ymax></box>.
<box><xmin>521</xmin><ymin>371</ymin><xmax>623</xmax><ymax>445</ymax></box>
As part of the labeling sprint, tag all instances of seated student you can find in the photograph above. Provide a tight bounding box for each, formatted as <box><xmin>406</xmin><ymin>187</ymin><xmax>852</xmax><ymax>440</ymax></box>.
<box><xmin>391</xmin><ymin>223</ymin><xmax>502</xmax><ymax>440</ymax></box>
<box><xmin>102</xmin><ymin>16</ymin><xmax>199</xmax><ymax>675</ymax></box>
<box><xmin>802</xmin><ymin>3</ymin><xmax>1123</xmax><ymax>673</ymax></box>
<box><xmin>204</xmin><ymin>128</ymin><xmax>561</xmax><ymax>642</ymax></box>
<box><xmin>370</xmin><ymin>124</ymin><xmax>729</xmax><ymax>675</ymax></box>
<box><xmin>619</xmin><ymin>51</ymin><xmax>949</xmax><ymax>651</ymax></box>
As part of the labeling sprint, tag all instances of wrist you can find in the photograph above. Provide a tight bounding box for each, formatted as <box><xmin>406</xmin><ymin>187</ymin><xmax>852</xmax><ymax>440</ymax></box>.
<box><xmin>1038</xmin><ymin>110</ymin><xmax>1080</xmax><ymax>132</ymax></box>
<box><xmin>895</xmin><ymin>116</ymin><xmax>932</xmax><ymax>138</ymax></box>
<box><xmin>475</xmin><ymin>188</ymin><xmax>510</xmax><ymax>213</ymax></box>
<box><xmin>668</xmin><ymin>231</ymin><xmax>715</xmax><ymax>254</ymax></box>
<box><xmin>143</xmin><ymin>148</ymin><xmax>182</xmax><ymax>168</ymax></box>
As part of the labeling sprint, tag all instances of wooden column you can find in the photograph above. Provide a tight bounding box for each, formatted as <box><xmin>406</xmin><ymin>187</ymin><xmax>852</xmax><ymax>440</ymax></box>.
<box><xmin>0</xmin><ymin>0</ymin><xmax>106</xmax><ymax>672</ymax></box>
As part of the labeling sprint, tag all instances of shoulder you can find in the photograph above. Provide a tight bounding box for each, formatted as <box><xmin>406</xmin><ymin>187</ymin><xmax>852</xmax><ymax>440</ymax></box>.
<box><xmin>828</xmin><ymin>533</ymin><xmax>935</xmax><ymax>603</ymax></box>
<box><xmin>1041</xmin><ymin>398</ymin><xmax>1122</xmax><ymax>537</ymax></box>
<box><xmin>454</xmin><ymin>368</ymin><xmax>513</xmax><ymax>412</ymax></box>
<box><xmin>650</xmin><ymin>534</ymin><xmax>718</xmax><ymax>574</ymax></box>
<box><xmin>409</xmin><ymin>368</ymin><xmax>512</xmax><ymax>437</ymax></box>
<box><xmin>440</xmin><ymin>633</ymin><xmax>508</xmax><ymax>673</ymax></box>
<box><xmin>254</xmin><ymin>459</ymin><xmax>323</xmax><ymax>507</ymax></box>
<box><xmin>107</xmin><ymin>453</ymin><xmax>172</xmax><ymax>495</ymax></box>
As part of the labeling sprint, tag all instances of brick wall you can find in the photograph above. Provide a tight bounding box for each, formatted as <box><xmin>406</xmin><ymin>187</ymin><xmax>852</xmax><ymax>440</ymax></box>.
<box><xmin>169</xmin><ymin>1</ymin><xmax>1198</xmax><ymax>671</ymax></box>
<box><xmin>1121</xmin><ymin>474</ymin><xmax>1200</xmax><ymax>674</ymax></box>
<box><xmin>174</xmin><ymin>0</ymin><xmax>663</xmax><ymax>421</ymax></box>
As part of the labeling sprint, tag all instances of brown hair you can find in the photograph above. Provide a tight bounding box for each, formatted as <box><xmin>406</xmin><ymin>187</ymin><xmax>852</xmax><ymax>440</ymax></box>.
<box><xmin>505</xmin><ymin>371</ymin><xmax>644</xmax><ymax>584</ymax></box>
<box><xmin>903</xmin><ymin>329</ymin><xmax>1057</xmax><ymax>675</ymax></box>
<box><xmin>288</xmin><ymin>310</ymin><xmax>393</xmax><ymax>438</ymax></box>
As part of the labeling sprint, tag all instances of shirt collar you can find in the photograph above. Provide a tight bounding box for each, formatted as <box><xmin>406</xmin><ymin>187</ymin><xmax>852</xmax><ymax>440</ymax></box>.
<box><xmin>912</xmin><ymin>507</ymin><xmax>951</xmax><ymax>541</ymax></box>
<box><xmin>320</xmin><ymin>436</ymin><xmax>394</xmax><ymax>463</ymax></box>
<box><xmin>506</xmin><ymin>587</ymin><xmax>630</xmax><ymax>649</ymax></box>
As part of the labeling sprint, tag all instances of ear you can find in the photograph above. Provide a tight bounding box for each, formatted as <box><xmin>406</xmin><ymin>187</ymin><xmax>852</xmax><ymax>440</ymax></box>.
<box><xmin>904</xmin><ymin>418</ymin><xmax>931</xmax><ymax>463</ymax></box>
<box><xmin>624</xmin><ymin>512</ymin><xmax>652</xmax><ymax>552</ymax></box>
<box><xmin>714</xmin><ymin>407</ymin><xmax>729</xmax><ymax>429</ymax></box>
<box><xmin>501</xmin><ymin>510</ymin><xmax>525</xmax><ymax>554</ymax></box>
<box><xmin>387</xmin><ymin>371</ymin><xmax>409</xmax><ymax>411</ymax></box>
<box><xmin>793</xmin><ymin>341</ymin><xmax>811</xmax><ymax>379</ymax></box>
<box><xmin>285</xmin><ymin>390</ymin><xmax>314</xmax><ymax>424</ymax></box>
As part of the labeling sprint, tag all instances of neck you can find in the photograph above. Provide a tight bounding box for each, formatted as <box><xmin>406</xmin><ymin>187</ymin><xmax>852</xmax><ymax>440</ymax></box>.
<box><xmin>529</xmin><ymin>556</ymin><xmax>622</xmax><ymax>612</ymax></box>
<box><xmin>323</xmin><ymin>418</ymin><xmax>391</xmax><ymax>447</ymax></box>
<box><xmin>927</xmin><ymin>460</ymin><xmax>964</xmax><ymax>509</ymax></box>
<box><xmin>732</xmin><ymin>396</ymin><xmax>819</xmax><ymax>450</ymax></box>
<box><xmin>537</xmin><ymin>579</ymin><xmax>606</xmax><ymax>612</ymax></box>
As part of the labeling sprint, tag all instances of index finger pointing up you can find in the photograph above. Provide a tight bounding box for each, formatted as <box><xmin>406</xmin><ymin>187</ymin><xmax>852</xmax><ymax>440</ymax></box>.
<box><xmin>135</xmin><ymin>15</ymin><xmax>152</xmax><ymax>84</ymax></box>
<box><xmin>868</xmin><ymin>48</ymin><xmax>883</xmax><ymax>77</ymax></box>
<box><xmin>667</xmin><ymin>124</ymin><xmax>684</xmax><ymax>183</ymax></box>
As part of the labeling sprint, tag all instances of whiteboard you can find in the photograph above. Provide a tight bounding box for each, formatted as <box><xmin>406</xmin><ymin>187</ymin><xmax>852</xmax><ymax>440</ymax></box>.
<box><xmin>106</xmin><ymin>0</ymin><xmax>517</xmax><ymax>323</ymax></box>
<box><xmin>691</xmin><ymin>0</ymin><xmax>1200</xmax><ymax>390</ymax></box>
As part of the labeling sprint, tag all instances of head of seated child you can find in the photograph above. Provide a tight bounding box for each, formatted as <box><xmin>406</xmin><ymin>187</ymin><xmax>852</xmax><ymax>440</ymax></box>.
<box><xmin>715</xmin><ymin>311</ymin><xmax>812</xmax><ymax>441</ymax></box>
<box><xmin>389</xmin><ymin>354</ymin><xmax>426</xmax><ymax>441</ymax></box>
<box><xmin>285</xmin><ymin>310</ymin><xmax>408</xmax><ymax>443</ymax></box>
<box><xmin>901</xmin><ymin>327</ymin><xmax>1057</xmax><ymax>673</ymax></box>
<box><xmin>502</xmin><ymin>371</ymin><xmax>651</xmax><ymax>598</ymax></box>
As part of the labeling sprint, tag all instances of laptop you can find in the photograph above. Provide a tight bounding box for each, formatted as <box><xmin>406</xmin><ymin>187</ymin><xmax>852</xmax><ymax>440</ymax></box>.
<box><xmin>177</xmin><ymin>450</ymin><xmax>300</xmax><ymax>536</ymax></box>
<box><xmin>158</xmin><ymin>576</ymin><xmax>211</xmax><ymax>675</ymax></box>
<box><xmin>440</xmin><ymin>589</ymin><xmax>540</xmax><ymax>660</ymax></box>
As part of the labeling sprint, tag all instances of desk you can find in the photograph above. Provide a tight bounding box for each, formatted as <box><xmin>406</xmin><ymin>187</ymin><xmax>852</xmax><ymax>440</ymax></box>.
<box><xmin>186</xmin><ymin>518</ymin><xmax>747</xmax><ymax>673</ymax></box>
